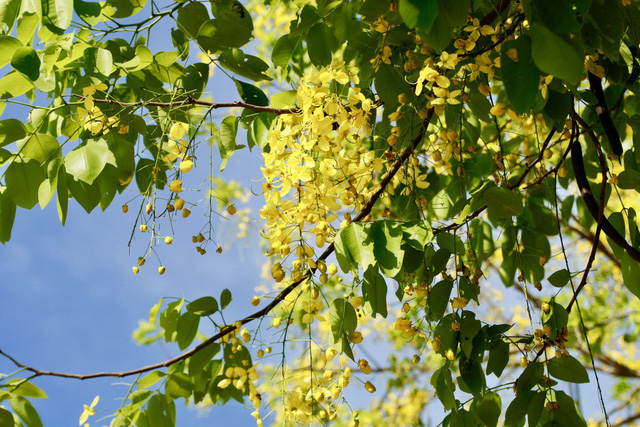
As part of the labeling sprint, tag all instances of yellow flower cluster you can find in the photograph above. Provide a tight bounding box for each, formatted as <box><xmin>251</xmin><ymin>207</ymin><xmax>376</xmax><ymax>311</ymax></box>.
<box><xmin>260</xmin><ymin>61</ymin><xmax>378</xmax><ymax>275</ymax></box>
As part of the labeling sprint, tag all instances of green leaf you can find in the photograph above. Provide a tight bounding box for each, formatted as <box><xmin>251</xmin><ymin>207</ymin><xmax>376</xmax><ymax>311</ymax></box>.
<box><xmin>247</xmin><ymin>112</ymin><xmax>275</xmax><ymax>150</ymax></box>
<box><xmin>218</xmin><ymin>49</ymin><xmax>271</xmax><ymax>82</ymax></box>
<box><xmin>589</xmin><ymin>0</ymin><xmax>623</xmax><ymax>55</ymax></box>
<box><xmin>425</xmin><ymin>280</ymin><xmax>453</xmax><ymax>321</ymax></box>
<box><xmin>17</xmin><ymin>134</ymin><xmax>61</xmax><ymax>165</ymax></box>
<box><xmin>434</xmin><ymin>314</ymin><xmax>459</xmax><ymax>358</ymax></box>
<box><xmin>10</xmin><ymin>395</ymin><xmax>43</xmax><ymax>427</ymax></box>
<box><xmin>529</xmin><ymin>22</ymin><xmax>584</xmax><ymax>83</ymax></box>
<box><xmin>65</xmin><ymin>138</ymin><xmax>116</xmax><ymax>184</ymax></box>
<box><xmin>7</xmin><ymin>380</ymin><xmax>47</xmax><ymax>398</ymax></box>
<box><xmin>398</xmin><ymin>0</ymin><xmax>437</xmax><ymax>31</ymax></box>
<box><xmin>188</xmin><ymin>344</ymin><xmax>220</xmax><ymax>376</ymax></box>
<box><xmin>516</xmin><ymin>361</ymin><xmax>544</xmax><ymax>394</ymax></box>
<box><xmin>0</xmin><ymin>118</ymin><xmax>27</xmax><ymax>146</ymax></box>
<box><xmin>486</xmin><ymin>339</ymin><xmax>509</xmax><ymax>377</ymax></box>
<box><xmin>0</xmin><ymin>36</ymin><xmax>22</xmax><ymax>69</ymax></box>
<box><xmin>460</xmin><ymin>310</ymin><xmax>481</xmax><ymax>358</ymax></box>
<box><xmin>180</xmin><ymin>62</ymin><xmax>209</xmax><ymax>99</ymax></box>
<box><xmin>334</xmin><ymin>223</ymin><xmax>375</xmax><ymax>272</ymax></box>
<box><xmin>617</xmin><ymin>169</ymin><xmax>640</xmax><ymax>192</ymax></box>
<box><xmin>74</xmin><ymin>0</ymin><xmax>102</xmax><ymax>26</ymax></box>
<box><xmin>95</xmin><ymin>47</ymin><xmax>113</xmax><ymax>76</ymax></box>
<box><xmin>374</xmin><ymin>64</ymin><xmax>411</xmax><ymax>108</ymax></box>
<box><xmin>177</xmin><ymin>1</ymin><xmax>209</xmax><ymax>39</ymax></box>
<box><xmin>501</xmin><ymin>36</ymin><xmax>540</xmax><ymax>114</ymax></box>
<box><xmin>186</xmin><ymin>297</ymin><xmax>219</xmax><ymax>316</ymax></box>
<box><xmin>0</xmin><ymin>189</ymin><xmax>17</xmax><ymax>244</ymax></box>
<box><xmin>177</xmin><ymin>312</ymin><xmax>200</xmax><ymax>350</ymax></box>
<box><xmin>362</xmin><ymin>266</ymin><xmax>388</xmax><ymax>318</ymax></box>
<box><xmin>547</xmin><ymin>354</ymin><xmax>590</xmax><ymax>383</ymax></box>
<box><xmin>307</xmin><ymin>22</ymin><xmax>332</xmax><ymax>66</ymax></box>
<box><xmin>219</xmin><ymin>116</ymin><xmax>240</xmax><ymax>163</ymax></box>
<box><xmin>328</xmin><ymin>297</ymin><xmax>357</xmax><ymax>343</ymax></box>
<box><xmin>541</xmin><ymin>300</ymin><xmax>568</xmax><ymax>341</ymax></box>
<box><xmin>272</xmin><ymin>35</ymin><xmax>300</xmax><ymax>70</ymax></box>
<box><xmin>526</xmin><ymin>391</ymin><xmax>547</xmax><ymax>427</ymax></box>
<box><xmin>234</xmin><ymin>79</ymin><xmax>268</xmax><ymax>107</ymax></box>
<box><xmin>220</xmin><ymin>288</ymin><xmax>232</xmax><ymax>309</ymax></box>
<box><xmin>531</xmin><ymin>0</ymin><xmax>581</xmax><ymax>34</ymax></box>
<box><xmin>197</xmin><ymin>4</ymin><xmax>253</xmax><ymax>53</ymax></box>
<box><xmin>622</xmin><ymin>252</ymin><xmax>640</xmax><ymax>299</ymax></box>
<box><xmin>138</xmin><ymin>371</ymin><xmax>166</xmax><ymax>390</ymax></box>
<box><xmin>42</xmin><ymin>0</ymin><xmax>73</xmax><ymax>30</ymax></box>
<box><xmin>11</xmin><ymin>46</ymin><xmax>40</xmax><ymax>81</ymax></box>
<box><xmin>371</xmin><ymin>221</ymin><xmax>404</xmax><ymax>277</ymax></box>
<box><xmin>0</xmin><ymin>407</ymin><xmax>13</xmax><ymax>426</ymax></box>
<box><xmin>548</xmin><ymin>269</ymin><xmax>571</xmax><ymax>288</ymax></box>
<box><xmin>505</xmin><ymin>390</ymin><xmax>535</xmax><ymax>426</ymax></box>
<box><xmin>5</xmin><ymin>160</ymin><xmax>46</xmax><ymax>209</ymax></box>
<box><xmin>0</xmin><ymin>71</ymin><xmax>34</xmax><ymax>99</ymax></box>
<box><xmin>459</xmin><ymin>354</ymin><xmax>485</xmax><ymax>395</ymax></box>
<box><xmin>106</xmin><ymin>0</ymin><xmax>147</xmax><ymax>19</ymax></box>
<box><xmin>439</xmin><ymin>0</ymin><xmax>469</xmax><ymax>29</ymax></box>
<box><xmin>476</xmin><ymin>392</ymin><xmax>501</xmax><ymax>427</ymax></box>
<box><xmin>0</xmin><ymin>0</ymin><xmax>21</xmax><ymax>32</ymax></box>
<box><xmin>431</xmin><ymin>366</ymin><xmax>456</xmax><ymax>410</ymax></box>
<box><xmin>484</xmin><ymin>187</ymin><xmax>524</xmax><ymax>218</ymax></box>
<box><xmin>165</xmin><ymin>372</ymin><xmax>191</xmax><ymax>399</ymax></box>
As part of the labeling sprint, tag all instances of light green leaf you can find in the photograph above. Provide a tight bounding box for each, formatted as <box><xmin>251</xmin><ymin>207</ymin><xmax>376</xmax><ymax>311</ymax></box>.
<box><xmin>0</xmin><ymin>36</ymin><xmax>22</xmax><ymax>69</ymax></box>
<box><xmin>529</xmin><ymin>23</ymin><xmax>583</xmax><ymax>83</ymax></box>
<box><xmin>65</xmin><ymin>138</ymin><xmax>116</xmax><ymax>184</ymax></box>
<box><xmin>95</xmin><ymin>47</ymin><xmax>112</xmax><ymax>76</ymax></box>
<box><xmin>42</xmin><ymin>0</ymin><xmax>72</xmax><ymax>30</ymax></box>
<box><xmin>328</xmin><ymin>297</ymin><xmax>357</xmax><ymax>343</ymax></box>
<box><xmin>476</xmin><ymin>392</ymin><xmax>501</xmax><ymax>427</ymax></box>
<box><xmin>362</xmin><ymin>266</ymin><xmax>388</xmax><ymax>318</ymax></box>
<box><xmin>138</xmin><ymin>371</ymin><xmax>166</xmax><ymax>390</ymax></box>
<box><xmin>7</xmin><ymin>380</ymin><xmax>47</xmax><ymax>399</ymax></box>
<box><xmin>186</xmin><ymin>297</ymin><xmax>219</xmax><ymax>316</ymax></box>
<box><xmin>484</xmin><ymin>187</ymin><xmax>524</xmax><ymax>218</ymax></box>
<box><xmin>272</xmin><ymin>34</ymin><xmax>299</xmax><ymax>70</ymax></box>
<box><xmin>371</xmin><ymin>221</ymin><xmax>404</xmax><ymax>277</ymax></box>
<box><xmin>105</xmin><ymin>0</ymin><xmax>146</xmax><ymax>19</ymax></box>
<box><xmin>177</xmin><ymin>1</ymin><xmax>209</xmax><ymax>39</ymax></box>
<box><xmin>17</xmin><ymin>134</ymin><xmax>61</xmax><ymax>165</ymax></box>
<box><xmin>0</xmin><ymin>0</ymin><xmax>21</xmax><ymax>32</ymax></box>
<box><xmin>10</xmin><ymin>395</ymin><xmax>43</xmax><ymax>427</ymax></box>
<box><xmin>270</xmin><ymin>90</ymin><xmax>297</xmax><ymax>109</ymax></box>
<box><xmin>0</xmin><ymin>118</ymin><xmax>27</xmax><ymax>146</ymax></box>
<box><xmin>219</xmin><ymin>116</ymin><xmax>239</xmax><ymax>162</ymax></box>
<box><xmin>165</xmin><ymin>373</ymin><xmax>191</xmax><ymax>399</ymax></box>
<box><xmin>247</xmin><ymin>112</ymin><xmax>275</xmax><ymax>151</ymax></box>
<box><xmin>426</xmin><ymin>280</ymin><xmax>453</xmax><ymax>321</ymax></box>
<box><xmin>11</xmin><ymin>46</ymin><xmax>40</xmax><ymax>81</ymax></box>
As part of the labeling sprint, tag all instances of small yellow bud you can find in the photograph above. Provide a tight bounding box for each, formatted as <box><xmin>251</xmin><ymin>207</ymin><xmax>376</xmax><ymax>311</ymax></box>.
<box><xmin>227</xmin><ymin>205</ymin><xmax>237</xmax><ymax>215</ymax></box>
<box><xmin>145</xmin><ymin>203</ymin><xmax>153</xmax><ymax>214</ymax></box>
<box><xmin>167</xmin><ymin>204</ymin><xmax>175</xmax><ymax>213</ymax></box>
<box><xmin>174</xmin><ymin>198</ymin><xmax>185</xmax><ymax>210</ymax></box>
<box><xmin>122</xmin><ymin>204</ymin><xmax>129</xmax><ymax>213</ymax></box>
<box><xmin>132</xmin><ymin>266</ymin><xmax>140</xmax><ymax>274</ymax></box>
<box><xmin>327</xmin><ymin>264</ymin><xmax>338</xmax><ymax>276</ymax></box>
<box><xmin>445</xmin><ymin>349</ymin><xmax>455</xmax><ymax>361</ymax></box>
<box><xmin>140</xmin><ymin>224</ymin><xmax>148</xmax><ymax>232</ymax></box>
<box><xmin>164</xmin><ymin>236</ymin><xmax>173</xmax><ymax>245</ymax></box>
<box><xmin>541</xmin><ymin>302</ymin><xmax>550</xmax><ymax>313</ymax></box>
<box><xmin>558</xmin><ymin>167</ymin><xmax>568</xmax><ymax>178</ymax></box>
<box><xmin>179</xmin><ymin>159</ymin><xmax>194</xmax><ymax>173</ymax></box>
<box><xmin>182</xmin><ymin>208</ymin><xmax>191</xmax><ymax>218</ymax></box>
<box><xmin>251</xmin><ymin>296</ymin><xmax>260</xmax><ymax>306</ymax></box>
<box><xmin>158</xmin><ymin>266</ymin><xmax>166</xmax><ymax>275</ymax></box>
<box><xmin>520</xmin><ymin>357</ymin><xmax>529</xmax><ymax>367</ymax></box>
<box><xmin>137</xmin><ymin>257</ymin><xmax>146</xmax><ymax>266</ymax></box>
<box><xmin>364</xmin><ymin>381</ymin><xmax>376</xmax><ymax>393</ymax></box>
<box><xmin>257</xmin><ymin>349</ymin><xmax>265</xmax><ymax>358</ymax></box>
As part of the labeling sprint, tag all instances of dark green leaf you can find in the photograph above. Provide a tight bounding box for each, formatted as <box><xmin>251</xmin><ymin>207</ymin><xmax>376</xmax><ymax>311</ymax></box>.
<box><xmin>398</xmin><ymin>0</ymin><xmax>437</xmax><ymax>31</ymax></box>
<box><xmin>188</xmin><ymin>344</ymin><xmax>220</xmax><ymax>376</ymax></box>
<box><xmin>307</xmin><ymin>22</ymin><xmax>332</xmax><ymax>66</ymax></box>
<box><xmin>501</xmin><ymin>36</ymin><xmax>540</xmax><ymax>114</ymax></box>
<box><xmin>177</xmin><ymin>312</ymin><xmax>200</xmax><ymax>350</ymax></box>
<box><xmin>0</xmin><ymin>118</ymin><xmax>27</xmax><ymax>146</ymax></box>
<box><xmin>220</xmin><ymin>289</ymin><xmax>232</xmax><ymax>309</ymax></box>
<box><xmin>486</xmin><ymin>339</ymin><xmax>509</xmax><ymax>377</ymax></box>
<box><xmin>5</xmin><ymin>160</ymin><xmax>46</xmax><ymax>209</ymax></box>
<box><xmin>11</xmin><ymin>46</ymin><xmax>40</xmax><ymax>81</ymax></box>
<box><xmin>484</xmin><ymin>187</ymin><xmax>524</xmax><ymax>218</ymax></box>
<box><xmin>219</xmin><ymin>48</ymin><xmax>271</xmax><ymax>82</ymax></box>
<box><xmin>328</xmin><ymin>297</ymin><xmax>357</xmax><ymax>343</ymax></box>
<box><xmin>476</xmin><ymin>392</ymin><xmax>501</xmax><ymax>427</ymax></box>
<box><xmin>529</xmin><ymin>23</ymin><xmax>584</xmax><ymax>83</ymax></box>
<box><xmin>548</xmin><ymin>354</ymin><xmax>589</xmax><ymax>383</ymax></box>
<box><xmin>548</xmin><ymin>269</ymin><xmax>571</xmax><ymax>288</ymax></box>
<box><xmin>362</xmin><ymin>266</ymin><xmax>388</xmax><ymax>318</ymax></box>
<box><xmin>0</xmin><ymin>190</ymin><xmax>16</xmax><ymax>244</ymax></box>
<box><xmin>426</xmin><ymin>280</ymin><xmax>453</xmax><ymax>321</ymax></box>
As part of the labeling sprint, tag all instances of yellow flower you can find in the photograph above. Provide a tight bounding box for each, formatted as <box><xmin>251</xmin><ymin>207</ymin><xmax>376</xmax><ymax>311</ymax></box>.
<box><xmin>364</xmin><ymin>381</ymin><xmax>376</xmax><ymax>393</ymax></box>
<box><xmin>490</xmin><ymin>103</ymin><xmax>507</xmax><ymax>116</ymax></box>
<box><xmin>169</xmin><ymin>180</ymin><xmax>183</xmax><ymax>193</ymax></box>
<box><xmin>179</xmin><ymin>159</ymin><xmax>194</xmax><ymax>173</ymax></box>
<box><xmin>169</xmin><ymin>122</ymin><xmax>188</xmax><ymax>140</ymax></box>
<box><xmin>79</xmin><ymin>395</ymin><xmax>99</xmax><ymax>425</ymax></box>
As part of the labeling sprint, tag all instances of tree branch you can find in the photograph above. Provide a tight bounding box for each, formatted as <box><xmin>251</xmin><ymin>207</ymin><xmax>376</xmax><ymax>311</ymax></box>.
<box><xmin>69</xmin><ymin>94</ymin><xmax>298</xmax><ymax>116</ymax></box>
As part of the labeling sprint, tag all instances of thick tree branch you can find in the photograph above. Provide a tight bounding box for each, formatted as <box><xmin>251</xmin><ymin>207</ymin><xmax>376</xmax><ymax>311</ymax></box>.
<box><xmin>0</xmin><ymin>108</ymin><xmax>436</xmax><ymax>380</ymax></box>
<box><xmin>70</xmin><ymin>94</ymin><xmax>298</xmax><ymax>115</ymax></box>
